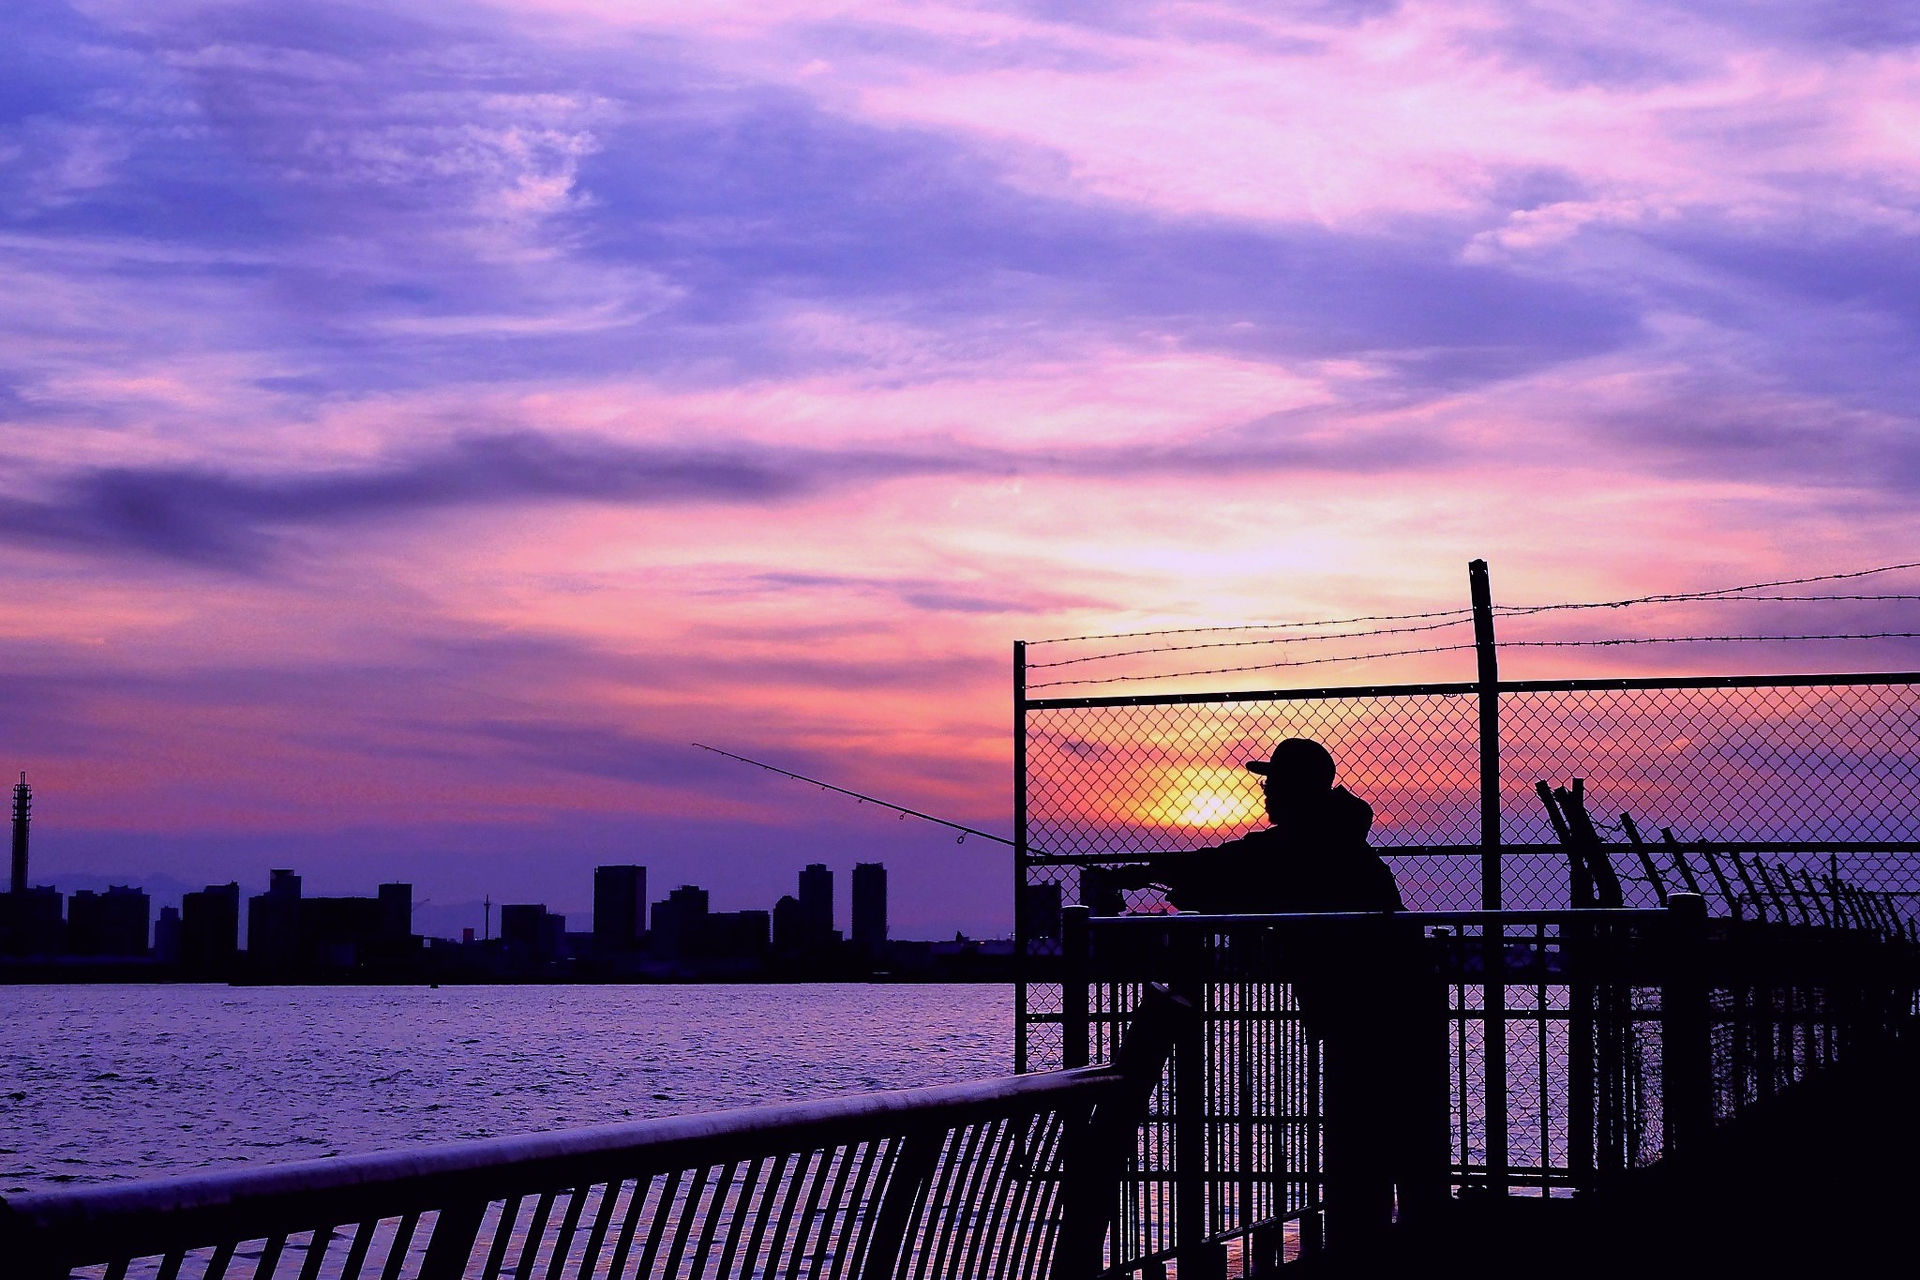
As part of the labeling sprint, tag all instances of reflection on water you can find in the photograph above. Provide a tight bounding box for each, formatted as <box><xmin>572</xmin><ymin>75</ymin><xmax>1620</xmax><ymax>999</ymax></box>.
<box><xmin>0</xmin><ymin>983</ymin><xmax>1013</xmax><ymax>1194</ymax></box>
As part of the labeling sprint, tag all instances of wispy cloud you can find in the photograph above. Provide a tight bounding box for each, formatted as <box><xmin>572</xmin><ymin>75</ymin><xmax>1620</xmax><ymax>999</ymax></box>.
<box><xmin>5</xmin><ymin>0</ymin><xmax>1918</xmax><ymax>928</ymax></box>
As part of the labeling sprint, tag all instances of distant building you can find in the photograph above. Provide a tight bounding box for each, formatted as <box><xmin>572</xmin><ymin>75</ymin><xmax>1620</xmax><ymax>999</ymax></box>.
<box><xmin>302</xmin><ymin>896</ymin><xmax>386</xmax><ymax>969</ymax></box>
<box><xmin>1023</xmin><ymin>882</ymin><xmax>1064</xmax><ymax>943</ymax></box>
<box><xmin>705</xmin><ymin>909</ymin><xmax>771</xmax><ymax>959</ymax></box>
<box><xmin>772</xmin><ymin>894</ymin><xmax>803</xmax><ymax>953</ymax></box>
<box><xmin>378</xmin><ymin>883</ymin><xmax>412</xmax><ymax>942</ymax></box>
<box><xmin>66</xmin><ymin>885</ymin><xmax>150</xmax><ymax>956</ymax></box>
<box><xmin>2</xmin><ymin>885</ymin><xmax>63</xmax><ymax>956</ymax></box>
<box><xmin>593</xmin><ymin>865</ymin><xmax>647</xmax><ymax>952</ymax></box>
<box><xmin>798</xmin><ymin>864</ymin><xmax>834</xmax><ymax>949</ymax></box>
<box><xmin>499</xmin><ymin>903</ymin><xmax>565</xmax><ymax>963</ymax></box>
<box><xmin>650</xmin><ymin>885</ymin><xmax>710</xmax><ymax>958</ymax></box>
<box><xmin>247</xmin><ymin>869</ymin><xmax>303</xmax><ymax>973</ymax></box>
<box><xmin>180</xmin><ymin>883</ymin><xmax>241</xmax><ymax>975</ymax></box>
<box><xmin>851</xmin><ymin>863</ymin><xmax>887</xmax><ymax>958</ymax></box>
<box><xmin>154</xmin><ymin>906</ymin><xmax>182</xmax><ymax>965</ymax></box>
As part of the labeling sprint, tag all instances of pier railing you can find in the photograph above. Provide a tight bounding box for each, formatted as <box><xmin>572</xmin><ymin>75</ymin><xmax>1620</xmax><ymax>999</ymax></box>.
<box><xmin>1</xmin><ymin>989</ymin><xmax>1189</xmax><ymax>1280</ymax></box>
<box><xmin>1058</xmin><ymin>898</ymin><xmax>1918</xmax><ymax>1274</ymax></box>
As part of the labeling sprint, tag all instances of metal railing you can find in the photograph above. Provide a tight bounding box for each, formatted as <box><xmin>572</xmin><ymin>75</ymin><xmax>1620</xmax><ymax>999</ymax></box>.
<box><xmin>1053</xmin><ymin>899</ymin><xmax>1918</xmax><ymax>1273</ymax></box>
<box><xmin>0</xmin><ymin>991</ymin><xmax>1190</xmax><ymax>1280</ymax></box>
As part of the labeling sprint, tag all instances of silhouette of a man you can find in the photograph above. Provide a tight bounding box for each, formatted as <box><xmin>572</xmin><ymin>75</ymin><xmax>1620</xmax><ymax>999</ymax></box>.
<box><xmin>1123</xmin><ymin>738</ymin><xmax>1400</xmax><ymax>919</ymax></box>
<box><xmin>1106</xmin><ymin>738</ymin><xmax>1441</xmax><ymax>1240</ymax></box>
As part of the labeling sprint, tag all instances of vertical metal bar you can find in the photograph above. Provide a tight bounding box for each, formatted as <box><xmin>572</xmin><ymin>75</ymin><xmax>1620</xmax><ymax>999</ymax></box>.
<box><xmin>1014</xmin><ymin>640</ymin><xmax>1031</xmax><ymax>1075</ymax></box>
<box><xmin>1731</xmin><ymin>855</ymin><xmax>1767</xmax><ymax>923</ymax></box>
<box><xmin>1691</xmin><ymin>838</ymin><xmax>1740</xmax><ymax>920</ymax></box>
<box><xmin>155</xmin><ymin>1252</ymin><xmax>186</xmax><ymax>1280</ymax></box>
<box><xmin>1469</xmin><ymin>559</ymin><xmax>1501</xmax><ymax>908</ymax></box>
<box><xmin>297</xmin><ymin>1226</ymin><xmax>337</xmax><ymax>1280</ymax></box>
<box><xmin>1171</xmin><ymin>928</ymin><xmax>1207</xmax><ymax>1273</ymax></box>
<box><xmin>764</xmin><ymin>1149</ymin><xmax>820</xmax><ymax>1280</ymax></box>
<box><xmin>860</xmin><ymin>1130</ymin><xmax>942</xmax><ymax>1280</ymax></box>
<box><xmin>717</xmin><ymin>1160</ymin><xmax>767</xmax><ymax>1280</ymax></box>
<box><xmin>543</xmin><ymin>1191</ymin><xmax>588</xmax><ymax>1280</ymax></box>
<box><xmin>660</xmin><ymin>1166</ymin><xmax>710</xmax><ymax>1280</ymax></box>
<box><xmin>1062</xmin><ymin>906</ymin><xmax>1090</xmax><ymax>1070</ymax></box>
<box><xmin>1619</xmin><ymin>815</ymin><xmax>1668</xmax><ymax>906</ymax></box>
<box><xmin>513</xmin><ymin>1192</ymin><xmax>559</xmax><ymax>1280</ymax></box>
<box><xmin>1662</xmin><ymin>893</ymin><xmax>1712</xmax><ymax>1157</ymax></box>
<box><xmin>578</xmin><ymin>1181</ymin><xmax>625</xmax><ymax>1280</ymax></box>
<box><xmin>635</xmin><ymin>1170</ymin><xmax>685</xmax><ymax>1280</ymax></box>
<box><xmin>740</xmin><ymin>1155</ymin><xmax>792</xmax><ymax>1279</ymax></box>
<box><xmin>693</xmin><ymin>1165</ymin><xmax>742</xmax><ymax>1280</ymax></box>
<box><xmin>482</xmin><ymin>1198</ymin><xmax>524</xmax><ymax>1280</ymax></box>
<box><xmin>1021</xmin><ymin>1111</ymin><xmax>1076</xmax><ymax>1280</ymax></box>
<box><xmin>811</xmin><ymin>1147</ymin><xmax>863</xmax><ymax>1280</ymax></box>
<box><xmin>338</xmin><ymin>1222</ymin><xmax>377</xmax><ymax>1280</ymax></box>
<box><xmin>255</xmin><ymin>1235</ymin><xmax>288</xmax><ymax>1280</ymax></box>
<box><xmin>606</xmin><ymin>1178</ymin><xmax>653</xmax><ymax>1280</ymax></box>
<box><xmin>830</xmin><ymin>1143</ymin><xmax>888</xmax><ymax>1280</ymax></box>
<box><xmin>1469</xmin><ymin>560</ymin><xmax>1509</xmax><ymax>1198</ymax></box>
<box><xmin>377</xmin><ymin>1213</ymin><xmax>419</xmax><ymax>1280</ymax></box>
<box><xmin>1302</xmin><ymin>1034</ymin><xmax>1322</xmax><ymax>1256</ymax></box>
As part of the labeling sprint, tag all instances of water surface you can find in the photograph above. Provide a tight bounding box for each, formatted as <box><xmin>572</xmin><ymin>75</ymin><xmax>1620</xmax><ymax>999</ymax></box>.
<box><xmin>0</xmin><ymin>983</ymin><xmax>1013</xmax><ymax>1194</ymax></box>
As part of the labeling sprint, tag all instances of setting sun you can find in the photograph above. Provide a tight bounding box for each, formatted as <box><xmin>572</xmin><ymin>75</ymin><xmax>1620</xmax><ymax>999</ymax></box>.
<box><xmin>1144</xmin><ymin>771</ymin><xmax>1265</xmax><ymax>830</ymax></box>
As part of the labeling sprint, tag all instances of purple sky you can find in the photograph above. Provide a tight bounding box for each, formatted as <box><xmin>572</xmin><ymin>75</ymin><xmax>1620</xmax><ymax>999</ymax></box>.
<box><xmin>4</xmin><ymin>0</ymin><xmax>1918</xmax><ymax>936</ymax></box>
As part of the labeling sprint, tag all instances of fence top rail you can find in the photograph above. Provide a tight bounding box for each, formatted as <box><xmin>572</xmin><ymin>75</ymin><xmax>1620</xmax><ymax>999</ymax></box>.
<box><xmin>1027</xmin><ymin>842</ymin><xmax>1920</xmax><ymax>865</ymax></box>
<box><xmin>1084</xmin><ymin>907</ymin><xmax>1673</xmax><ymax>928</ymax></box>
<box><xmin>0</xmin><ymin>1063</ymin><xmax>1125</xmax><ymax>1255</ymax></box>
<box><xmin>1020</xmin><ymin>669</ymin><xmax>1920</xmax><ymax>710</ymax></box>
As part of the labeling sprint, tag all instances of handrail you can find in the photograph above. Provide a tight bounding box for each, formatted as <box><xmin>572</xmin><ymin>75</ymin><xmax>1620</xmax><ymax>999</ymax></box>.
<box><xmin>1</xmin><ymin>1070</ymin><xmax>1119</xmax><ymax>1262</ymax></box>
<box><xmin>1</xmin><ymin>985</ymin><xmax>1194</xmax><ymax>1280</ymax></box>
<box><xmin>1088</xmin><ymin>908</ymin><xmax>1669</xmax><ymax>927</ymax></box>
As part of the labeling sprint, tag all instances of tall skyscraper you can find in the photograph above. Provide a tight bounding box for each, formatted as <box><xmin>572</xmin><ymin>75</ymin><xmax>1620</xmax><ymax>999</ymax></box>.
<box><xmin>851</xmin><ymin>862</ymin><xmax>887</xmax><ymax>958</ymax></box>
<box><xmin>798</xmin><ymin>863</ymin><xmax>833</xmax><ymax>948</ymax></box>
<box><xmin>593</xmin><ymin>865</ymin><xmax>647</xmax><ymax>951</ymax></box>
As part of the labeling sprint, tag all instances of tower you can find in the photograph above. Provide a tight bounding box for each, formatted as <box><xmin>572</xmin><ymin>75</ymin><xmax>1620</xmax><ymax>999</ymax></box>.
<box><xmin>11</xmin><ymin>773</ymin><xmax>30</xmax><ymax>896</ymax></box>
<box><xmin>798</xmin><ymin>863</ymin><xmax>833</xmax><ymax>948</ymax></box>
<box><xmin>851</xmin><ymin>862</ymin><xmax>887</xmax><ymax>959</ymax></box>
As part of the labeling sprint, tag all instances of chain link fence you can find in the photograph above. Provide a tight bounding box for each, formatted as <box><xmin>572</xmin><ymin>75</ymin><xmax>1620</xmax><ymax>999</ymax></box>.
<box><xmin>1017</xmin><ymin>672</ymin><xmax>1920</xmax><ymax>1072</ymax></box>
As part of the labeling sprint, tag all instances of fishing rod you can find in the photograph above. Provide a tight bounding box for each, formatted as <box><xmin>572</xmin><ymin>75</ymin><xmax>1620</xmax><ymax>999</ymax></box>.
<box><xmin>691</xmin><ymin>743</ymin><xmax>1019</xmax><ymax>848</ymax></box>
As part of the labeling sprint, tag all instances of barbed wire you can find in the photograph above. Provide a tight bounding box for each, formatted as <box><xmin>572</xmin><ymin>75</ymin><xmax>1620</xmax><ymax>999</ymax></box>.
<box><xmin>1028</xmin><ymin>593</ymin><xmax>1920</xmax><ymax>670</ymax></box>
<box><xmin>1027</xmin><ymin>642</ymin><xmax>1481</xmax><ymax>690</ymax></box>
<box><xmin>1027</xmin><ymin>631</ymin><xmax>1920</xmax><ymax>691</ymax></box>
<box><xmin>1027</xmin><ymin>559</ymin><xmax>1919</xmax><ymax>649</ymax></box>
<box><xmin>1025</xmin><ymin>615</ymin><xmax>1474</xmax><ymax>670</ymax></box>
<box><xmin>1028</xmin><ymin>606</ymin><xmax>1475</xmax><ymax>646</ymax></box>
<box><xmin>1503</xmin><ymin>632</ymin><xmax>1920</xmax><ymax>650</ymax></box>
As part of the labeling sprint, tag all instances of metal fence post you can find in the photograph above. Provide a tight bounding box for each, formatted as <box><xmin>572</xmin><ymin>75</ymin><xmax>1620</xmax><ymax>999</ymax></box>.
<box><xmin>419</xmin><ymin>1200</ymin><xmax>488</xmax><ymax>1280</ymax></box>
<box><xmin>1062</xmin><ymin>906</ymin><xmax>1091</xmax><ymax>1069</ymax></box>
<box><xmin>1171</xmin><ymin>927</ymin><xmax>1215</xmax><ymax>1280</ymax></box>
<box><xmin>1015</xmin><ymin>640</ymin><xmax>1030</xmax><ymax>1074</ymax></box>
<box><xmin>1469</xmin><ymin>559</ymin><xmax>1509</xmax><ymax>1195</ymax></box>
<box><xmin>1662</xmin><ymin>892</ymin><xmax>1712</xmax><ymax>1159</ymax></box>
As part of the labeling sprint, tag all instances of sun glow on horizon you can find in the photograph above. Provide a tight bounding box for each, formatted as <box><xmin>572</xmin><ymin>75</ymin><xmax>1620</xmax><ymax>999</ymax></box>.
<box><xmin>1142</xmin><ymin>771</ymin><xmax>1265</xmax><ymax>830</ymax></box>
